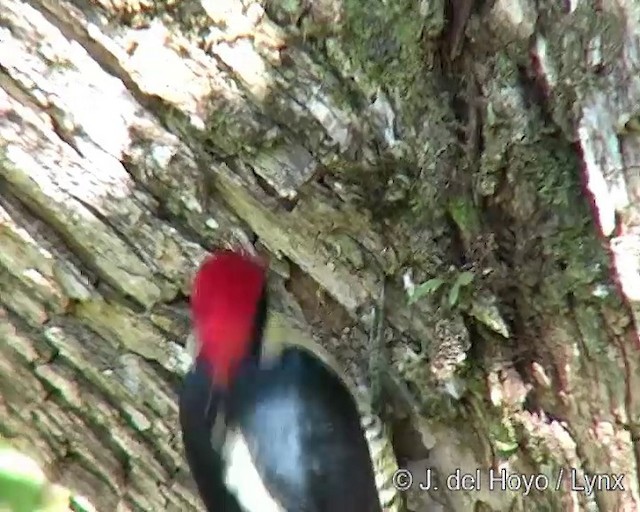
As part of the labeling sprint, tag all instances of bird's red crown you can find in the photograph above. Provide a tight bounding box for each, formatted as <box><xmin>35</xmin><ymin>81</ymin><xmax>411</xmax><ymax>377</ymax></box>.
<box><xmin>190</xmin><ymin>249</ymin><xmax>267</xmax><ymax>386</ymax></box>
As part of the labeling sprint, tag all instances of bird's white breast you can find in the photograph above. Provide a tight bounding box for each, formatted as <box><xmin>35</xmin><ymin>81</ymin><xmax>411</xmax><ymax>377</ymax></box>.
<box><xmin>222</xmin><ymin>429</ymin><xmax>285</xmax><ymax>512</ymax></box>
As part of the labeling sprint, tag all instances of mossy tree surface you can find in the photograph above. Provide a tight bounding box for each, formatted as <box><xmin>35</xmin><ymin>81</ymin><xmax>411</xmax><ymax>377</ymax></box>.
<box><xmin>1</xmin><ymin>0</ymin><xmax>639</xmax><ymax>510</ymax></box>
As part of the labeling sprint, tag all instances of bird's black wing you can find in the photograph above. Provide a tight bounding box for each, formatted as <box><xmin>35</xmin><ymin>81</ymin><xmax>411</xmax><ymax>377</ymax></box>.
<box><xmin>179</xmin><ymin>359</ymin><xmax>244</xmax><ymax>512</ymax></box>
<box><xmin>227</xmin><ymin>347</ymin><xmax>382</xmax><ymax>512</ymax></box>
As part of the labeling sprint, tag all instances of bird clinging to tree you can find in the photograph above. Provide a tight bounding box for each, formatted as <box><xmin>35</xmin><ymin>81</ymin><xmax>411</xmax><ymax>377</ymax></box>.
<box><xmin>178</xmin><ymin>248</ymin><xmax>383</xmax><ymax>512</ymax></box>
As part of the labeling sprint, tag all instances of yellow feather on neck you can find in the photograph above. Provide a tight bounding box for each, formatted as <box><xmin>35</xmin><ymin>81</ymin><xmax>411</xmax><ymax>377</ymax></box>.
<box><xmin>260</xmin><ymin>311</ymin><xmax>352</xmax><ymax>388</ymax></box>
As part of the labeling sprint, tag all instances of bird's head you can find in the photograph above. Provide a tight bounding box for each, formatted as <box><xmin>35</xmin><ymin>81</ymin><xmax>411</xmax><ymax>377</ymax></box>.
<box><xmin>190</xmin><ymin>248</ymin><xmax>268</xmax><ymax>388</ymax></box>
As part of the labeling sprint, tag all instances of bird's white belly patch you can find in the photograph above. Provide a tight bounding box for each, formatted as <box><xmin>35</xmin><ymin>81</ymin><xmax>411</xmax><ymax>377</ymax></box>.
<box><xmin>223</xmin><ymin>429</ymin><xmax>285</xmax><ymax>512</ymax></box>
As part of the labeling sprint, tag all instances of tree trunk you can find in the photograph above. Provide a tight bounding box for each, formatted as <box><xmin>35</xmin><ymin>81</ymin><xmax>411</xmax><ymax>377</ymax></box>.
<box><xmin>1</xmin><ymin>0</ymin><xmax>639</xmax><ymax>511</ymax></box>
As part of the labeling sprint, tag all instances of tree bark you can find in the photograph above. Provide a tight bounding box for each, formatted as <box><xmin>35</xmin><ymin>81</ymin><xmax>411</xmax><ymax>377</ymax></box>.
<box><xmin>1</xmin><ymin>0</ymin><xmax>639</xmax><ymax>511</ymax></box>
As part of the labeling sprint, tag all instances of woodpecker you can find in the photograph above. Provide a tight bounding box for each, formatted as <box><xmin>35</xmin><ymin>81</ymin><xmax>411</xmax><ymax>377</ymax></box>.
<box><xmin>179</xmin><ymin>249</ymin><xmax>382</xmax><ymax>512</ymax></box>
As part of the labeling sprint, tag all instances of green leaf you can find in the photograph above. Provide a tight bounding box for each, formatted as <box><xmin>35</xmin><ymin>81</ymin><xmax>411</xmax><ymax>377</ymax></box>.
<box><xmin>447</xmin><ymin>199</ymin><xmax>480</xmax><ymax>238</ymax></box>
<box><xmin>281</xmin><ymin>0</ymin><xmax>300</xmax><ymax>14</ymax></box>
<box><xmin>447</xmin><ymin>271</ymin><xmax>475</xmax><ymax>308</ymax></box>
<box><xmin>408</xmin><ymin>277</ymin><xmax>445</xmax><ymax>304</ymax></box>
<box><xmin>494</xmin><ymin>439</ymin><xmax>519</xmax><ymax>456</ymax></box>
<box><xmin>0</xmin><ymin>447</ymin><xmax>46</xmax><ymax>512</ymax></box>
<box><xmin>455</xmin><ymin>271</ymin><xmax>475</xmax><ymax>287</ymax></box>
<box><xmin>448</xmin><ymin>281</ymin><xmax>461</xmax><ymax>307</ymax></box>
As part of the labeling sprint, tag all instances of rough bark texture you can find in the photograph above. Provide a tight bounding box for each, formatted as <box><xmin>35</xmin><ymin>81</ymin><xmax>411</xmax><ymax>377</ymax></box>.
<box><xmin>1</xmin><ymin>0</ymin><xmax>640</xmax><ymax>511</ymax></box>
